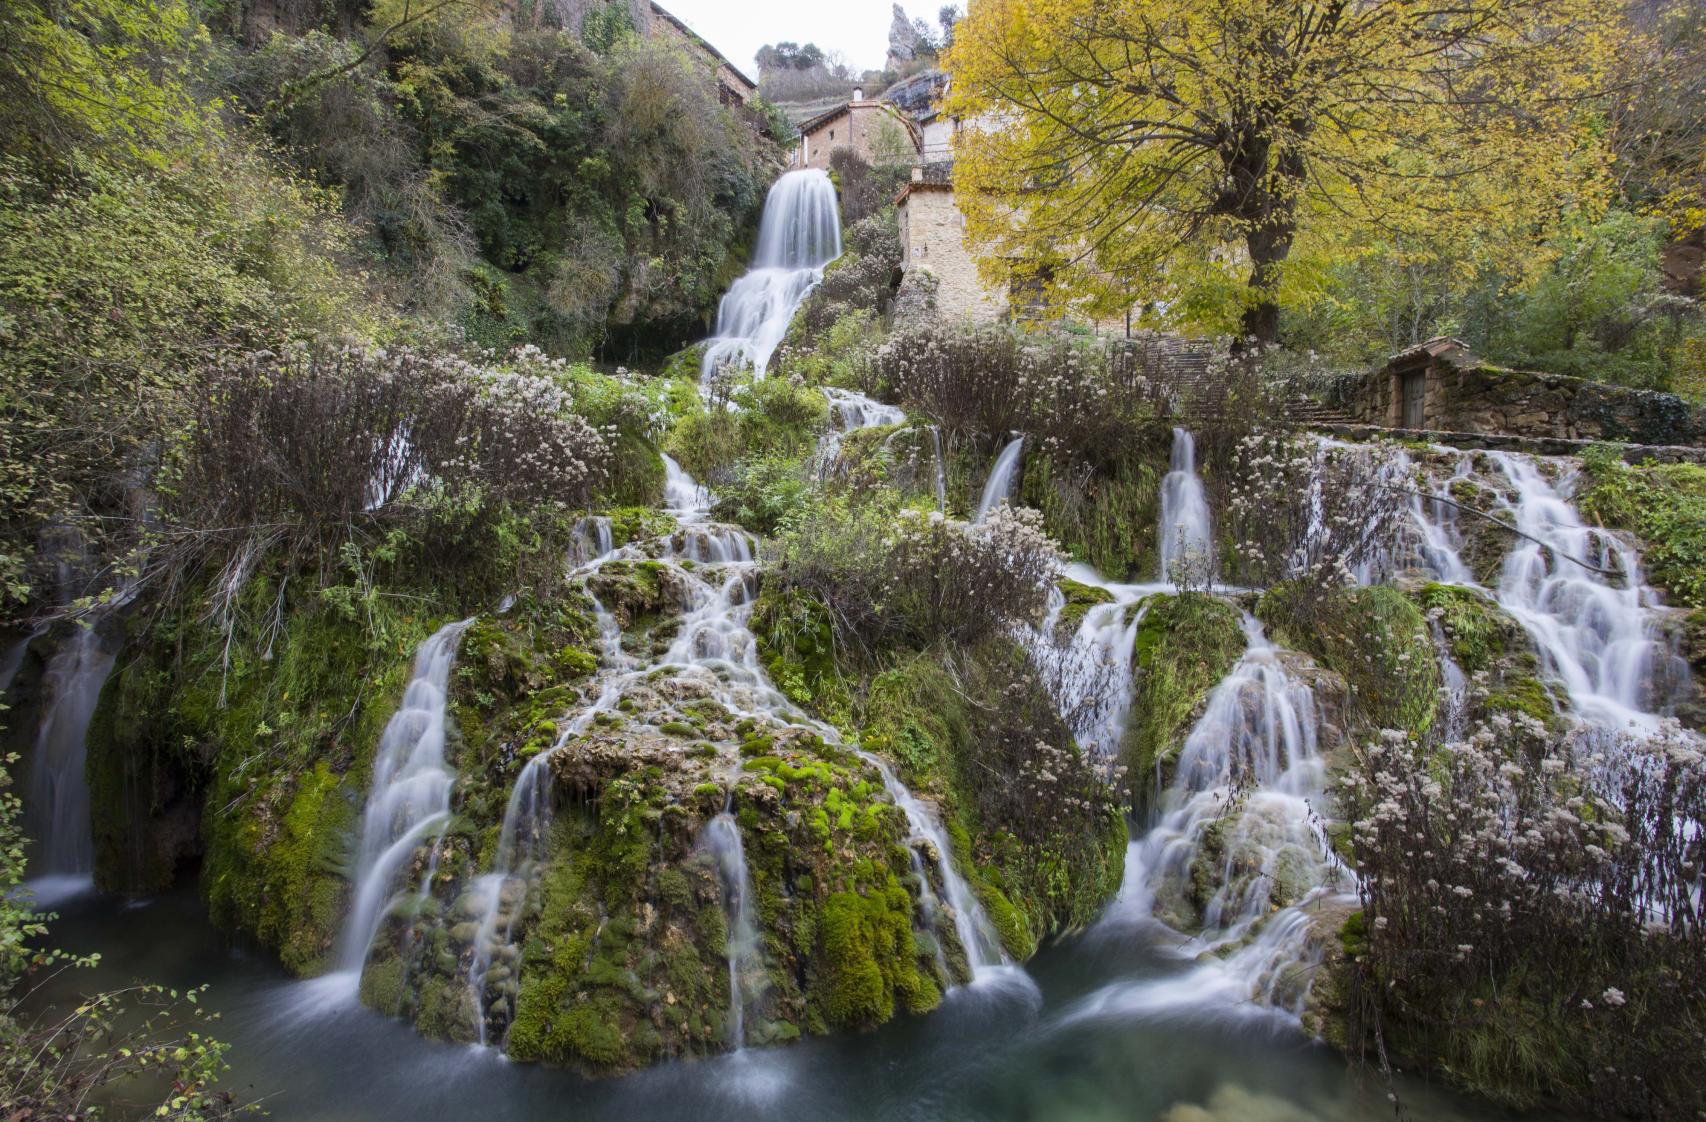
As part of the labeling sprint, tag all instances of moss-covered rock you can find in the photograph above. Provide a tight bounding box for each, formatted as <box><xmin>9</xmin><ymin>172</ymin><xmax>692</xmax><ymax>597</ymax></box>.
<box><xmin>1122</xmin><ymin>593</ymin><xmax>1245</xmax><ymax>798</ymax></box>
<box><xmin>1260</xmin><ymin>583</ymin><xmax>1440</xmax><ymax>737</ymax></box>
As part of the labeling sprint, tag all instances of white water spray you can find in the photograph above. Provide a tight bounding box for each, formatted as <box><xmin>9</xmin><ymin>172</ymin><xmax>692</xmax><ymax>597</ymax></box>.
<box><xmin>23</xmin><ymin>623</ymin><xmax>116</xmax><ymax>903</ymax></box>
<box><xmin>975</xmin><ymin>437</ymin><xmax>1025</xmax><ymax>524</ymax></box>
<box><xmin>1158</xmin><ymin>428</ymin><xmax>1213</xmax><ymax>584</ymax></box>
<box><xmin>701</xmin><ymin>170</ymin><xmax>842</xmax><ymax>384</ymax></box>
<box><xmin>704</xmin><ymin>811</ymin><xmax>763</xmax><ymax>1047</ymax></box>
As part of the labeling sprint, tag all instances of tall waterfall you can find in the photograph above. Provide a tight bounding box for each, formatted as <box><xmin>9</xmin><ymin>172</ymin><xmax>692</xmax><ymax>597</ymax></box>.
<box><xmin>332</xmin><ymin>619</ymin><xmax>472</xmax><ymax>995</ymax></box>
<box><xmin>23</xmin><ymin>623</ymin><xmax>116</xmax><ymax>903</ymax></box>
<box><xmin>1158</xmin><ymin>428</ymin><xmax>1213</xmax><ymax>583</ymax></box>
<box><xmin>975</xmin><ymin>437</ymin><xmax>1025</xmax><ymax>523</ymax></box>
<box><xmin>700</xmin><ymin>169</ymin><xmax>842</xmax><ymax>384</ymax></box>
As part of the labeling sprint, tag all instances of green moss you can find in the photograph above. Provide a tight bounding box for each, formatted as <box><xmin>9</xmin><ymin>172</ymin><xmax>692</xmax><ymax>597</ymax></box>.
<box><xmin>750</xmin><ymin>586</ymin><xmax>850</xmax><ymax>722</ymax></box>
<box><xmin>1260</xmin><ymin>583</ymin><xmax>1440</xmax><ymax>736</ymax></box>
<box><xmin>816</xmin><ymin>883</ymin><xmax>937</xmax><ymax>1027</ymax></box>
<box><xmin>1579</xmin><ymin>448</ymin><xmax>1706</xmax><ymax>611</ymax></box>
<box><xmin>1122</xmin><ymin>593</ymin><xmax>1245</xmax><ymax>789</ymax></box>
<box><xmin>1055</xmin><ymin>577</ymin><xmax>1115</xmax><ymax>636</ymax></box>
<box><xmin>1415</xmin><ymin>583</ymin><xmax>1507</xmax><ymax>675</ymax></box>
<box><xmin>1484</xmin><ymin>675</ymin><xmax>1558</xmax><ymax>724</ymax></box>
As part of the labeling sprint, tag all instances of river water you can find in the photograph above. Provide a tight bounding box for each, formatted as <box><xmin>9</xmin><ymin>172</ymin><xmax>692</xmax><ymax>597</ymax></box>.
<box><xmin>40</xmin><ymin>884</ymin><xmax>1513</xmax><ymax>1122</ymax></box>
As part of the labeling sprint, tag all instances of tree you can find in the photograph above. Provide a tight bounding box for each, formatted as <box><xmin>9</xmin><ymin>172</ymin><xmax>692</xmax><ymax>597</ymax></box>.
<box><xmin>945</xmin><ymin>0</ymin><xmax>1625</xmax><ymax>345</ymax></box>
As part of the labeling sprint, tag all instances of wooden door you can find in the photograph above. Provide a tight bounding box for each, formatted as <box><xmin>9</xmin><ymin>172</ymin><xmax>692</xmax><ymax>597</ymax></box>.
<box><xmin>1401</xmin><ymin>370</ymin><xmax>1426</xmax><ymax>429</ymax></box>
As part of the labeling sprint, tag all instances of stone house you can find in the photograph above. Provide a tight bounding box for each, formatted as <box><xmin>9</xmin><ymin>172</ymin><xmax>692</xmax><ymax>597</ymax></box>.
<box><xmin>895</xmin><ymin>162</ymin><xmax>1006</xmax><ymax>322</ymax></box>
<box><xmin>1339</xmin><ymin>336</ymin><xmax>1706</xmax><ymax>445</ymax></box>
<box><xmin>644</xmin><ymin>3</ymin><xmax>757</xmax><ymax>107</ymax></box>
<box><xmin>794</xmin><ymin>93</ymin><xmax>922</xmax><ymax>170</ymax></box>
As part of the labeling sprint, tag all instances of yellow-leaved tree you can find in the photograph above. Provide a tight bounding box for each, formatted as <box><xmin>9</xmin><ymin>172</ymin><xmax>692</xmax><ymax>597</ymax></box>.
<box><xmin>944</xmin><ymin>0</ymin><xmax>1625</xmax><ymax>344</ymax></box>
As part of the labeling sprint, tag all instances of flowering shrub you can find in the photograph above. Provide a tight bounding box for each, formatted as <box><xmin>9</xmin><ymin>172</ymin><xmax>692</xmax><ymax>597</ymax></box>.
<box><xmin>770</xmin><ymin>499</ymin><xmax>1061</xmax><ymax>652</ymax></box>
<box><xmin>174</xmin><ymin>344</ymin><xmax>611</xmax><ymax>538</ymax></box>
<box><xmin>1223</xmin><ymin>433</ymin><xmax>1407</xmax><ymax>598</ymax></box>
<box><xmin>1341</xmin><ymin>717</ymin><xmax>1706</xmax><ymax>1114</ymax></box>
<box><xmin>879</xmin><ymin>324</ymin><xmax>1167</xmax><ymax>472</ymax></box>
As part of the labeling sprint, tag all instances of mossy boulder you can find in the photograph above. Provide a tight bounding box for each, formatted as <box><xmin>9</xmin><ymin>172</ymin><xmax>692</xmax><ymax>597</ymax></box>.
<box><xmin>1260</xmin><ymin>583</ymin><xmax>1439</xmax><ymax>737</ymax></box>
<box><xmin>1122</xmin><ymin>592</ymin><xmax>1246</xmax><ymax>798</ymax></box>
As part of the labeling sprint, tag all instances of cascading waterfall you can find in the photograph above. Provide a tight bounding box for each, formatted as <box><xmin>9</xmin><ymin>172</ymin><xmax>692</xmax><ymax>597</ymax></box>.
<box><xmin>1397</xmin><ymin>448</ymin><xmax>1688</xmax><ymax>738</ymax></box>
<box><xmin>1158</xmin><ymin>428</ymin><xmax>1213</xmax><ymax>584</ymax></box>
<box><xmin>464</xmin><ymin>456</ymin><xmax>1014</xmax><ymax>1046</ymax></box>
<box><xmin>700</xmin><ymin>170</ymin><xmax>842</xmax><ymax>384</ymax></box>
<box><xmin>1483</xmin><ymin>451</ymin><xmax>1668</xmax><ymax>732</ymax></box>
<box><xmin>703</xmin><ymin>811</ymin><xmax>763</xmax><ymax>1048</ymax></box>
<box><xmin>975</xmin><ymin>436</ymin><xmax>1025</xmax><ymax>524</ymax></box>
<box><xmin>23</xmin><ymin>622</ymin><xmax>116</xmax><ymax>904</ymax></box>
<box><xmin>329</xmin><ymin>619</ymin><xmax>473</xmax><ymax>998</ymax></box>
<box><xmin>1089</xmin><ymin>613</ymin><xmax>1349</xmax><ymax>1020</ymax></box>
<box><xmin>816</xmin><ymin>387</ymin><xmax>905</xmax><ymax>477</ymax></box>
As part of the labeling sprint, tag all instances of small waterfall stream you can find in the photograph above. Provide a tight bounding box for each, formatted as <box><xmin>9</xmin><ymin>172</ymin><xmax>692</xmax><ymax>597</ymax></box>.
<box><xmin>1158</xmin><ymin>428</ymin><xmax>1213</xmax><ymax>583</ymax></box>
<box><xmin>816</xmin><ymin>387</ymin><xmax>905</xmax><ymax>477</ymax></box>
<box><xmin>975</xmin><ymin>436</ymin><xmax>1024</xmax><ymax>524</ymax></box>
<box><xmin>700</xmin><ymin>170</ymin><xmax>842</xmax><ymax>384</ymax></box>
<box><xmin>703</xmin><ymin>811</ymin><xmax>763</xmax><ymax>1048</ymax></box>
<box><xmin>330</xmin><ymin>619</ymin><xmax>473</xmax><ymax>998</ymax></box>
<box><xmin>23</xmin><ymin>622</ymin><xmax>116</xmax><ymax>903</ymax></box>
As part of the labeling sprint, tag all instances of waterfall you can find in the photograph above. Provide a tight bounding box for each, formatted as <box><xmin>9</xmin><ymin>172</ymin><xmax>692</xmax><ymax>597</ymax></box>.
<box><xmin>22</xmin><ymin>623</ymin><xmax>116</xmax><ymax>904</ymax></box>
<box><xmin>1483</xmin><ymin>452</ymin><xmax>1665</xmax><ymax>732</ymax></box>
<box><xmin>465</xmin><ymin>457</ymin><xmax>1018</xmax><ymax>1044</ymax></box>
<box><xmin>568</xmin><ymin>515</ymin><xmax>616</xmax><ymax>569</ymax></box>
<box><xmin>816</xmin><ymin>387</ymin><xmax>906</xmax><ymax>478</ymax></box>
<box><xmin>331</xmin><ymin>619</ymin><xmax>473</xmax><ymax>997</ymax></box>
<box><xmin>1092</xmin><ymin>612</ymin><xmax>1349</xmax><ymax>1020</ymax></box>
<box><xmin>703</xmin><ymin>811</ymin><xmax>763</xmax><ymax>1047</ymax></box>
<box><xmin>1399</xmin><ymin>448</ymin><xmax>1684</xmax><ymax>737</ymax></box>
<box><xmin>1158</xmin><ymin>428</ymin><xmax>1213</xmax><ymax>584</ymax></box>
<box><xmin>928</xmin><ymin>427</ymin><xmax>947</xmax><ymax>512</ymax></box>
<box><xmin>662</xmin><ymin>453</ymin><xmax>710</xmax><ymax>522</ymax></box>
<box><xmin>857</xmin><ymin>750</ymin><xmax>1011</xmax><ymax>976</ymax></box>
<box><xmin>700</xmin><ymin>169</ymin><xmax>842</xmax><ymax>384</ymax></box>
<box><xmin>975</xmin><ymin>436</ymin><xmax>1025</xmax><ymax>523</ymax></box>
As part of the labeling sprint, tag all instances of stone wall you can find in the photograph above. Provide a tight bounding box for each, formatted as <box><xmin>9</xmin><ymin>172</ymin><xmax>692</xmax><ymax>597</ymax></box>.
<box><xmin>896</xmin><ymin>184</ymin><xmax>1006</xmax><ymax>322</ymax></box>
<box><xmin>1340</xmin><ymin>361</ymin><xmax>1706</xmax><ymax>447</ymax></box>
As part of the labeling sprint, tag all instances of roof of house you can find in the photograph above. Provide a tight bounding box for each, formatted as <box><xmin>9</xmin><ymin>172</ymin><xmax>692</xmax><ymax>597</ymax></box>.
<box><xmin>649</xmin><ymin>2</ymin><xmax>756</xmax><ymax>90</ymax></box>
<box><xmin>1384</xmin><ymin>336</ymin><xmax>1476</xmax><ymax>371</ymax></box>
<box><xmin>797</xmin><ymin>100</ymin><xmax>923</xmax><ymax>150</ymax></box>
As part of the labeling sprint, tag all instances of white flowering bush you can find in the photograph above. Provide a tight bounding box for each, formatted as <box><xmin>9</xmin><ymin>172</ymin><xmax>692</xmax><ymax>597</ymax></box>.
<box><xmin>176</xmin><ymin>344</ymin><xmax>610</xmax><ymax>537</ymax></box>
<box><xmin>1341</xmin><ymin>717</ymin><xmax>1706</xmax><ymax>1114</ymax></box>
<box><xmin>1224</xmin><ymin>433</ymin><xmax>1406</xmax><ymax>598</ymax></box>
<box><xmin>878</xmin><ymin>324</ymin><xmax>1168</xmax><ymax>471</ymax></box>
<box><xmin>770</xmin><ymin>499</ymin><xmax>1061</xmax><ymax>651</ymax></box>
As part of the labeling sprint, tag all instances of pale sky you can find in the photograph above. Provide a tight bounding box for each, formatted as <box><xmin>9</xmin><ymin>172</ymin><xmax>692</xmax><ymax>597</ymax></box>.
<box><xmin>656</xmin><ymin>1</ymin><xmax>944</xmax><ymax>80</ymax></box>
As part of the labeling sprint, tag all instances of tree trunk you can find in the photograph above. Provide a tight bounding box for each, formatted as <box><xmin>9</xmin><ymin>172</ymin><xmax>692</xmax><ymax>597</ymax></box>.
<box><xmin>1239</xmin><ymin>221</ymin><xmax>1293</xmax><ymax>350</ymax></box>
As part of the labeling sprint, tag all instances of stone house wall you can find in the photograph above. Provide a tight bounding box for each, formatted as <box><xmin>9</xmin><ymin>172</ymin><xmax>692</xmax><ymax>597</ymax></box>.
<box><xmin>896</xmin><ymin>183</ymin><xmax>1006</xmax><ymax>322</ymax></box>
<box><xmin>1340</xmin><ymin>357</ymin><xmax>1706</xmax><ymax>446</ymax></box>
<box><xmin>798</xmin><ymin>103</ymin><xmax>920</xmax><ymax>169</ymax></box>
<box><xmin>644</xmin><ymin>3</ymin><xmax>757</xmax><ymax>106</ymax></box>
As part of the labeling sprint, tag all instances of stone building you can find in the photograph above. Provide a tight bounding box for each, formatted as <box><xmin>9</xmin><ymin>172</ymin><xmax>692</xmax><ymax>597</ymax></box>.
<box><xmin>794</xmin><ymin>93</ymin><xmax>922</xmax><ymax>170</ymax></box>
<box><xmin>895</xmin><ymin>162</ymin><xmax>1006</xmax><ymax>322</ymax></box>
<box><xmin>644</xmin><ymin>3</ymin><xmax>757</xmax><ymax>107</ymax></box>
<box><xmin>1339</xmin><ymin>336</ymin><xmax>1706</xmax><ymax>445</ymax></box>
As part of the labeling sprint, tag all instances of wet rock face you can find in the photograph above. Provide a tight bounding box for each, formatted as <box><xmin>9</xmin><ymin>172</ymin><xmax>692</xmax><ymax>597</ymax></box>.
<box><xmin>354</xmin><ymin>659</ymin><xmax>963</xmax><ymax>1071</ymax></box>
